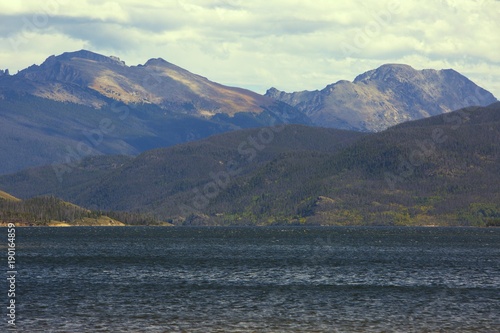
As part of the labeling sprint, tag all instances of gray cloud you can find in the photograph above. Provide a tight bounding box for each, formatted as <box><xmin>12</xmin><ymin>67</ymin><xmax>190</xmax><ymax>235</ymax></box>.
<box><xmin>0</xmin><ymin>0</ymin><xmax>499</xmax><ymax>97</ymax></box>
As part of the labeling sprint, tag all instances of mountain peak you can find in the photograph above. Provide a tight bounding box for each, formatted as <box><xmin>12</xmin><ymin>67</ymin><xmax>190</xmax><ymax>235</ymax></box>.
<box><xmin>353</xmin><ymin>63</ymin><xmax>417</xmax><ymax>83</ymax></box>
<box><xmin>59</xmin><ymin>50</ymin><xmax>124</xmax><ymax>64</ymax></box>
<box><xmin>266</xmin><ymin>87</ymin><xmax>281</xmax><ymax>95</ymax></box>
<box><xmin>267</xmin><ymin>63</ymin><xmax>497</xmax><ymax>132</ymax></box>
<box><xmin>37</xmin><ymin>50</ymin><xmax>126</xmax><ymax>69</ymax></box>
<box><xmin>144</xmin><ymin>58</ymin><xmax>172</xmax><ymax>67</ymax></box>
<box><xmin>2</xmin><ymin>49</ymin><xmax>307</xmax><ymax>124</ymax></box>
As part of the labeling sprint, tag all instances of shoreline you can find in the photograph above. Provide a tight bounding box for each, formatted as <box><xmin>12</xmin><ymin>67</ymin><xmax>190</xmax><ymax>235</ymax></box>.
<box><xmin>0</xmin><ymin>223</ymin><xmax>496</xmax><ymax>228</ymax></box>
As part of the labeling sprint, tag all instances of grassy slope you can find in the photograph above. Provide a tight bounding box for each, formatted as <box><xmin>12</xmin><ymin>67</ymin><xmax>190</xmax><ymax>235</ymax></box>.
<box><xmin>0</xmin><ymin>190</ymin><xmax>20</xmax><ymax>202</ymax></box>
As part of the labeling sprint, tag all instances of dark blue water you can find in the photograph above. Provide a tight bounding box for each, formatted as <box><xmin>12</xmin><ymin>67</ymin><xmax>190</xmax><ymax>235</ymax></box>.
<box><xmin>2</xmin><ymin>226</ymin><xmax>500</xmax><ymax>332</ymax></box>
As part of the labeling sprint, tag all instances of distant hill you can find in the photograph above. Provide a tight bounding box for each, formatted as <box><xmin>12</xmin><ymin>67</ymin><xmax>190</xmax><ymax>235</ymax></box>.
<box><xmin>2</xmin><ymin>103</ymin><xmax>500</xmax><ymax>226</ymax></box>
<box><xmin>0</xmin><ymin>190</ymin><xmax>170</xmax><ymax>226</ymax></box>
<box><xmin>266</xmin><ymin>64</ymin><xmax>497</xmax><ymax>131</ymax></box>
<box><xmin>0</xmin><ymin>194</ymin><xmax>124</xmax><ymax>226</ymax></box>
<box><xmin>0</xmin><ymin>125</ymin><xmax>366</xmax><ymax>210</ymax></box>
<box><xmin>0</xmin><ymin>91</ymin><xmax>309</xmax><ymax>175</ymax></box>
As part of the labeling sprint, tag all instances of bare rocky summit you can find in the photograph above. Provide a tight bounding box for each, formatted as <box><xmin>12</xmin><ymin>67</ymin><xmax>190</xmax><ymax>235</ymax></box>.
<box><xmin>266</xmin><ymin>64</ymin><xmax>497</xmax><ymax>131</ymax></box>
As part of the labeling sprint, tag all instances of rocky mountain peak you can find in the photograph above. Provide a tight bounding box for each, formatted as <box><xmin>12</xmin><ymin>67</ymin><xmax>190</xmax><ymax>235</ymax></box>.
<box><xmin>266</xmin><ymin>64</ymin><xmax>497</xmax><ymax>132</ymax></box>
<box><xmin>353</xmin><ymin>64</ymin><xmax>417</xmax><ymax>83</ymax></box>
<box><xmin>49</xmin><ymin>50</ymin><xmax>125</xmax><ymax>65</ymax></box>
<box><xmin>144</xmin><ymin>58</ymin><xmax>172</xmax><ymax>67</ymax></box>
<box><xmin>265</xmin><ymin>87</ymin><xmax>288</xmax><ymax>99</ymax></box>
<box><xmin>17</xmin><ymin>50</ymin><xmax>127</xmax><ymax>85</ymax></box>
<box><xmin>266</xmin><ymin>87</ymin><xmax>280</xmax><ymax>95</ymax></box>
<box><xmin>0</xmin><ymin>50</ymin><xmax>308</xmax><ymax>123</ymax></box>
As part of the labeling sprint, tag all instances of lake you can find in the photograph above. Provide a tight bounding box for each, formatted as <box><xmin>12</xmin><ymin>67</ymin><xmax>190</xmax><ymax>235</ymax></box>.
<box><xmin>3</xmin><ymin>226</ymin><xmax>500</xmax><ymax>332</ymax></box>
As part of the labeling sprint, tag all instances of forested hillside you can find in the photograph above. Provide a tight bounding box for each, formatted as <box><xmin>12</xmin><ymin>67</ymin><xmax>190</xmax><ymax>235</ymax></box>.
<box><xmin>1</xmin><ymin>103</ymin><xmax>499</xmax><ymax>226</ymax></box>
<box><xmin>0</xmin><ymin>92</ymin><xmax>276</xmax><ymax>174</ymax></box>
<box><xmin>0</xmin><ymin>191</ymin><xmax>167</xmax><ymax>226</ymax></box>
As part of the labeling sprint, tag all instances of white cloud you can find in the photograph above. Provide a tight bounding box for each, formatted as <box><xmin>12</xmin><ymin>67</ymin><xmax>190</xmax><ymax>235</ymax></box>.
<box><xmin>0</xmin><ymin>0</ymin><xmax>499</xmax><ymax>98</ymax></box>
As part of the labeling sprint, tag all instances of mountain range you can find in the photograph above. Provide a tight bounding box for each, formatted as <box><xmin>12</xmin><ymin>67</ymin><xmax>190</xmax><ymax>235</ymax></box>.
<box><xmin>0</xmin><ymin>50</ymin><xmax>496</xmax><ymax>175</ymax></box>
<box><xmin>0</xmin><ymin>50</ymin><xmax>308</xmax><ymax>174</ymax></box>
<box><xmin>2</xmin><ymin>103</ymin><xmax>499</xmax><ymax>226</ymax></box>
<box><xmin>1</xmin><ymin>50</ymin><xmax>499</xmax><ymax>226</ymax></box>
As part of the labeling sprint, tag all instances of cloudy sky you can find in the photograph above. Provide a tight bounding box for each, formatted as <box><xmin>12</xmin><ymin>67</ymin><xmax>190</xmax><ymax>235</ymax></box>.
<box><xmin>1</xmin><ymin>0</ymin><xmax>499</xmax><ymax>97</ymax></box>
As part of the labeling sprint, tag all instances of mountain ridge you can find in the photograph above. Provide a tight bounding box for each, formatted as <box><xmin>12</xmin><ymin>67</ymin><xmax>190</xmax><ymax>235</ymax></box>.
<box><xmin>0</xmin><ymin>50</ymin><xmax>497</xmax><ymax>176</ymax></box>
<box><xmin>0</xmin><ymin>50</ymin><xmax>311</xmax><ymax>174</ymax></box>
<box><xmin>266</xmin><ymin>64</ymin><xmax>497</xmax><ymax>131</ymax></box>
<box><xmin>8</xmin><ymin>50</ymin><xmax>281</xmax><ymax>115</ymax></box>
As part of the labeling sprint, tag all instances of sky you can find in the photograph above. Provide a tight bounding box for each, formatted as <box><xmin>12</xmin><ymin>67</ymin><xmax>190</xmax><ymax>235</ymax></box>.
<box><xmin>0</xmin><ymin>0</ymin><xmax>499</xmax><ymax>98</ymax></box>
